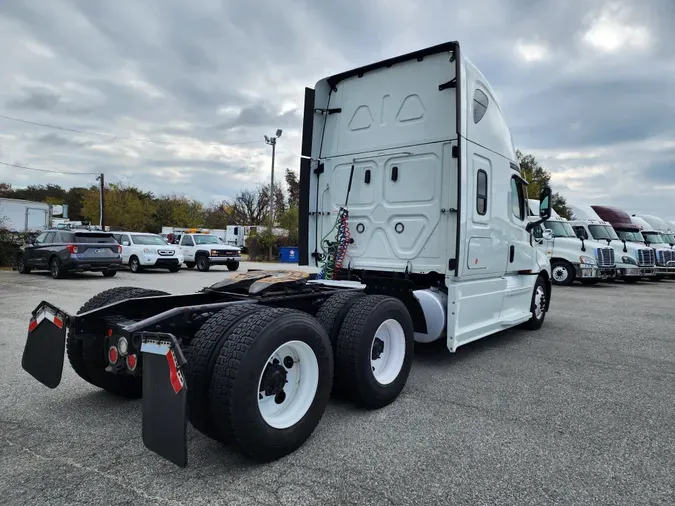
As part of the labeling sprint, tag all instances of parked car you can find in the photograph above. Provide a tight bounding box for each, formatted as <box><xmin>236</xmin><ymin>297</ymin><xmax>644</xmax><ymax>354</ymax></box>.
<box><xmin>16</xmin><ymin>230</ymin><xmax>122</xmax><ymax>279</ymax></box>
<box><xmin>178</xmin><ymin>233</ymin><xmax>241</xmax><ymax>271</ymax></box>
<box><xmin>112</xmin><ymin>232</ymin><xmax>184</xmax><ymax>273</ymax></box>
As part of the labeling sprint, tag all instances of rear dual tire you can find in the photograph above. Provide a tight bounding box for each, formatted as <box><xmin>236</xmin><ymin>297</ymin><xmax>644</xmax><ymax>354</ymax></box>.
<box><xmin>187</xmin><ymin>306</ymin><xmax>333</xmax><ymax>462</ymax></box>
<box><xmin>315</xmin><ymin>292</ymin><xmax>414</xmax><ymax>408</ymax></box>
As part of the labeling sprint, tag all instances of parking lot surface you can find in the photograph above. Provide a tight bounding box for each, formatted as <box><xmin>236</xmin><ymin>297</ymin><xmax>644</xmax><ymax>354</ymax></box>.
<box><xmin>1</xmin><ymin>266</ymin><xmax>674</xmax><ymax>505</ymax></box>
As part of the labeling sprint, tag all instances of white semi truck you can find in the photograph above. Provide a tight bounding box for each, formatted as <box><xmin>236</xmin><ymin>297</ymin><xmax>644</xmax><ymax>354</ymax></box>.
<box><xmin>20</xmin><ymin>41</ymin><xmax>555</xmax><ymax>467</ymax></box>
<box><xmin>568</xmin><ymin>205</ymin><xmax>655</xmax><ymax>283</ymax></box>
<box><xmin>591</xmin><ymin>205</ymin><xmax>663</xmax><ymax>280</ymax></box>
<box><xmin>528</xmin><ymin>201</ymin><xmax>616</xmax><ymax>285</ymax></box>
<box><xmin>633</xmin><ymin>214</ymin><xmax>675</xmax><ymax>248</ymax></box>
<box><xmin>629</xmin><ymin>215</ymin><xmax>675</xmax><ymax>277</ymax></box>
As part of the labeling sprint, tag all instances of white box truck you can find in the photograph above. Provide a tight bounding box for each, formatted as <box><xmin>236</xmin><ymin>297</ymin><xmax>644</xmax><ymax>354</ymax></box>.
<box><xmin>528</xmin><ymin>201</ymin><xmax>616</xmax><ymax>285</ymax></box>
<box><xmin>568</xmin><ymin>204</ymin><xmax>655</xmax><ymax>283</ymax></box>
<box><xmin>0</xmin><ymin>197</ymin><xmax>50</xmax><ymax>232</ymax></box>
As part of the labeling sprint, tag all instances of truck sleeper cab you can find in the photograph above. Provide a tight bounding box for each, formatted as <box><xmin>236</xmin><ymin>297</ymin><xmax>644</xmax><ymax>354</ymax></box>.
<box><xmin>591</xmin><ymin>205</ymin><xmax>660</xmax><ymax>280</ymax></box>
<box><xmin>300</xmin><ymin>40</ymin><xmax>553</xmax><ymax>352</ymax></box>
<box><xmin>20</xmin><ymin>42</ymin><xmax>554</xmax><ymax>469</ymax></box>
<box><xmin>527</xmin><ymin>205</ymin><xmax>615</xmax><ymax>286</ymax></box>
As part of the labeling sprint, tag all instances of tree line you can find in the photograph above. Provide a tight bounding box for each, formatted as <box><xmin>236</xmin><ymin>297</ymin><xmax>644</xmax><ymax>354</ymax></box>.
<box><xmin>0</xmin><ymin>151</ymin><xmax>571</xmax><ymax>234</ymax></box>
<box><xmin>0</xmin><ymin>169</ymin><xmax>301</xmax><ymax>241</ymax></box>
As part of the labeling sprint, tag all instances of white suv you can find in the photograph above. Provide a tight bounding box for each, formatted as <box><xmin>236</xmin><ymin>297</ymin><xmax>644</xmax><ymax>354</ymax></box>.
<box><xmin>113</xmin><ymin>232</ymin><xmax>184</xmax><ymax>273</ymax></box>
<box><xmin>179</xmin><ymin>233</ymin><xmax>241</xmax><ymax>271</ymax></box>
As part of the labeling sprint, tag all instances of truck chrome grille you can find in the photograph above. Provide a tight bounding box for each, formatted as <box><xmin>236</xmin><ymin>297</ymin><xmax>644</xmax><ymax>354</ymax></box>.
<box><xmin>638</xmin><ymin>249</ymin><xmax>655</xmax><ymax>266</ymax></box>
<box><xmin>657</xmin><ymin>249</ymin><xmax>675</xmax><ymax>265</ymax></box>
<box><xmin>595</xmin><ymin>247</ymin><xmax>615</xmax><ymax>267</ymax></box>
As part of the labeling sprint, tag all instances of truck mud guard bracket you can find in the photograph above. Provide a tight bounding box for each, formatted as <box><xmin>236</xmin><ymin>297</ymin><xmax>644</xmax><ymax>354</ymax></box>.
<box><xmin>140</xmin><ymin>332</ymin><xmax>188</xmax><ymax>468</ymax></box>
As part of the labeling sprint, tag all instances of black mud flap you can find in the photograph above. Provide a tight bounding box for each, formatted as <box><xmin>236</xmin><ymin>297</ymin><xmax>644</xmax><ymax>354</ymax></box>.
<box><xmin>140</xmin><ymin>332</ymin><xmax>188</xmax><ymax>468</ymax></box>
<box><xmin>21</xmin><ymin>302</ymin><xmax>69</xmax><ymax>389</ymax></box>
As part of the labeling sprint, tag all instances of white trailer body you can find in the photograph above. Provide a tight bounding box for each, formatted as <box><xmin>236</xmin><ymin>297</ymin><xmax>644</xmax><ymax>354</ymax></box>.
<box><xmin>0</xmin><ymin>198</ymin><xmax>50</xmax><ymax>232</ymax></box>
<box><xmin>299</xmin><ymin>41</ymin><xmax>553</xmax><ymax>352</ymax></box>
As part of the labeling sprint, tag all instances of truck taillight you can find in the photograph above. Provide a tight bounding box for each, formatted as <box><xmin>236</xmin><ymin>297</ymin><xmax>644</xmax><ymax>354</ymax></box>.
<box><xmin>126</xmin><ymin>354</ymin><xmax>137</xmax><ymax>371</ymax></box>
<box><xmin>66</xmin><ymin>244</ymin><xmax>78</xmax><ymax>254</ymax></box>
<box><xmin>108</xmin><ymin>346</ymin><xmax>119</xmax><ymax>364</ymax></box>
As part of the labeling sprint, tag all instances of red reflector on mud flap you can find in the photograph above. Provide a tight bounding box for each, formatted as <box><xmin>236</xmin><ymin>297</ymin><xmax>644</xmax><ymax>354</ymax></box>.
<box><xmin>28</xmin><ymin>319</ymin><xmax>38</xmax><ymax>333</ymax></box>
<box><xmin>166</xmin><ymin>350</ymin><xmax>184</xmax><ymax>394</ymax></box>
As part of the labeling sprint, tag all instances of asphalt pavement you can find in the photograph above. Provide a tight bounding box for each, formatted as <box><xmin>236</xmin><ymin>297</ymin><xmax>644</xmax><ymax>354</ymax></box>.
<box><xmin>0</xmin><ymin>265</ymin><xmax>673</xmax><ymax>505</ymax></box>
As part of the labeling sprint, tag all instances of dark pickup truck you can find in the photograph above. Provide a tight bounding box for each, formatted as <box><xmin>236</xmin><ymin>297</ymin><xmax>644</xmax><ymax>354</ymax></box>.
<box><xmin>17</xmin><ymin>230</ymin><xmax>122</xmax><ymax>279</ymax></box>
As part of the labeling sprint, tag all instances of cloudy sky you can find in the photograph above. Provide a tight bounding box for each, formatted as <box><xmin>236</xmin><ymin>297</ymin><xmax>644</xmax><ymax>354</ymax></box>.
<box><xmin>0</xmin><ymin>0</ymin><xmax>673</xmax><ymax>219</ymax></box>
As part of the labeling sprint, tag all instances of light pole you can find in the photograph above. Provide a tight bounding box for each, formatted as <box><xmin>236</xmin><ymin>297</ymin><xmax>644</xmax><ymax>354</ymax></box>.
<box><xmin>264</xmin><ymin>129</ymin><xmax>282</xmax><ymax>261</ymax></box>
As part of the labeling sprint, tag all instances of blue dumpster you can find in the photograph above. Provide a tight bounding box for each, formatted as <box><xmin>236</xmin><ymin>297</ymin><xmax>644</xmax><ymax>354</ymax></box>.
<box><xmin>279</xmin><ymin>246</ymin><xmax>298</xmax><ymax>263</ymax></box>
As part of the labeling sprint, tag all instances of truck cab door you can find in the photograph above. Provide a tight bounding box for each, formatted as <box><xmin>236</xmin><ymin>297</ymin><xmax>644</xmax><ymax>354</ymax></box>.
<box><xmin>506</xmin><ymin>175</ymin><xmax>535</xmax><ymax>274</ymax></box>
<box><xmin>180</xmin><ymin>235</ymin><xmax>195</xmax><ymax>261</ymax></box>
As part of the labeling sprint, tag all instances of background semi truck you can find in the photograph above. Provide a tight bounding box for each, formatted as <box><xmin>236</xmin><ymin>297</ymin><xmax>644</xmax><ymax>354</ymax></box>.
<box><xmin>591</xmin><ymin>205</ymin><xmax>662</xmax><ymax>280</ymax></box>
<box><xmin>629</xmin><ymin>215</ymin><xmax>675</xmax><ymax>275</ymax></box>
<box><xmin>632</xmin><ymin>214</ymin><xmax>675</xmax><ymax>249</ymax></box>
<box><xmin>568</xmin><ymin>204</ymin><xmax>655</xmax><ymax>283</ymax></box>
<box><xmin>529</xmin><ymin>200</ymin><xmax>615</xmax><ymax>285</ymax></box>
<box><xmin>21</xmin><ymin>41</ymin><xmax>554</xmax><ymax>467</ymax></box>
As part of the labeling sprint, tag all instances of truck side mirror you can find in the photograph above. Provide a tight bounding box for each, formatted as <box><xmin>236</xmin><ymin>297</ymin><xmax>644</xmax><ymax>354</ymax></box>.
<box><xmin>542</xmin><ymin>229</ymin><xmax>553</xmax><ymax>241</ymax></box>
<box><xmin>539</xmin><ymin>187</ymin><xmax>552</xmax><ymax>220</ymax></box>
<box><xmin>122</xmin><ymin>241</ymin><xmax>130</xmax><ymax>246</ymax></box>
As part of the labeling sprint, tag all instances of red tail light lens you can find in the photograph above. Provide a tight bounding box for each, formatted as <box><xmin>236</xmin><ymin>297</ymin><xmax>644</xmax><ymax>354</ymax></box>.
<box><xmin>118</xmin><ymin>245</ymin><xmax>123</xmax><ymax>253</ymax></box>
<box><xmin>126</xmin><ymin>354</ymin><xmax>137</xmax><ymax>371</ymax></box>
<box><xmin>108</xmin><ymin>346</ymin><xmax>119</xmax><ymax>364</ymax></box>
<box><xmin>66</xmin><ymin>244</ymin><xmax>78</xmax><ymax>254</ymax></box>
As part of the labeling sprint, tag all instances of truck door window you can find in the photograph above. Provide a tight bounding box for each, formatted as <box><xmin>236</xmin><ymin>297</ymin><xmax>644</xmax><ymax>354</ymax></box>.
<box><xmin>533</xmin><ymin>225</ymin><xmax>543</xmax><ymax>240</ymax></box>
<box><xmin>573</xmin><ymin>226</ymin><xmax>588</xmax><ymax>239</ymax></box>
<box><xmin>234</xmin><ymin>227</ymin><xmax>239</xmax><ymax>235</ymax></box>
<box><xmin>510</xmin><ymin>177</ymin><xmax>525</xmax><ymax>221</ymax></box>
<box><xmin>476</xmin><ymin>170</ymin><xmax>488</xmax><ymax>215</ymax></box>
<box><xmin>181</xmin><ymin>235</ymin><xmax>194</xmax><ymax>246</ymax></box>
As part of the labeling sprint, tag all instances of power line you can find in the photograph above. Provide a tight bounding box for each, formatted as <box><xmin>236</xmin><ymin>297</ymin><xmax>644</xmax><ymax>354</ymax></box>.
<box><xmin>0</xmin><ymin>160</ymin><xmax>99</xmax><ymax>176</ymax></box>
<box><xmin>0</xmin><ymin>114</ymin><xmax>265</xmax><ymax>147</ymax></box>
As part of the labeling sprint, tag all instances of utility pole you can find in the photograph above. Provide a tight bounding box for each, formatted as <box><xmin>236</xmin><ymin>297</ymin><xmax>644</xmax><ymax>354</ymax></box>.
<box><xmin>97</xmin><ymin>173</ymin><xmax>105</xmax><ymax>230</ymax></box>
<box><xmin>264</xmin><ymin>129</ymin><xmax>282</xmax><ymax>261</ymax></box>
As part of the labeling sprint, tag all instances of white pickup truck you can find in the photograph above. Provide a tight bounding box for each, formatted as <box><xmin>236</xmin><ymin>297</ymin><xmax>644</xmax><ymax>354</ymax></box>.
<box><xmin>113</xmin><ymin>232</ymin><xmax>184</xmax><ymax>273</ymax></box>
<box><xmin>178</xmin><ymin>233</ymin><xmax>242</xmax><ymax>271</ymax></box>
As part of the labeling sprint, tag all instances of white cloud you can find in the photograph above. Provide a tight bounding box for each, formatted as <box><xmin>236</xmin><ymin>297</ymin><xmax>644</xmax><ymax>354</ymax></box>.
<box><xmin>582</xmin><ymin>3</ymin><xmax>652</xmax><ymax>53</ymax></box>
<box><xmin>515</xmin><ymin>40</ymin><xmax>550</xmax><ymax>63</ymax></box>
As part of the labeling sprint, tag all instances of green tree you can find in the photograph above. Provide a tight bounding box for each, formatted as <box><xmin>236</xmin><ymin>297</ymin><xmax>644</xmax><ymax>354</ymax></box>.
<box><xmin>517</xmin><ymin>150</ymin><xmax>572</xmax><ymax>219</ymax></box>
<box><xmin>284</xmin><ymin>169</ymin><xmax>300</xmax><ymax>207</ymax></box>
<box><xmin>278</xmin><ymin>205</ymin><xmax>299</xmax><ymax>243</ymax></box>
